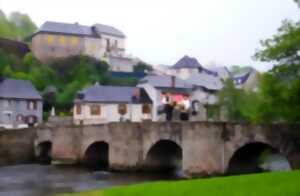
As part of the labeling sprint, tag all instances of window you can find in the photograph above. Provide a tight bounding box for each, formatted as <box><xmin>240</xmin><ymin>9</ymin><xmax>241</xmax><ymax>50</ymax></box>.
<box><xmin>76</xmin><ymin>104</ymin><xmax>82</xmax><ymax>115</ymax></box>
<box><xmin>16</xmin><ymin>114</ymin><xmax>24</xmax><ymax>122</ymax></box>
<box><xmin>106</xmin><ymin>38</ymin><xmax>110</xmax><ymax>52</ymax></box>
<box><xmin>59</xmin><ymin>36</ymin><xmax>66</xmax><ymax>45</ymax></box>
<box><xmin>118</xmin><ymin>104</ymin><xmax>127</xmax><ymax>115</ymax></box>
<box><xmin>3</xmin><ymin>100</ymin><xmax>11</xmax><ymax>108</ymax></box>
<box><xmin>114</xmin><ymin>40</ymin><xmax>118</xmax><ymax>48</ymax></box>
<box><xmin>3</xmin><ymin>112</ymin><xmax>12</xmax><ymax>122</ymax></box>
<box><xmin>71</xmin><ymin>36</ymin><xmax>79</xmax><ymax>46</ymax></box>
<box><xmin>90</xmin><ymin>105</ymin><xmax>101</xmax><ymax>116</ymax></box>
<box><xmin>27</xmin><ymin>100</ymin><xmax>37</xmax><ymax>110</ymax></box>
<box><xmin>142</xmin><ymin>104</ymin><xmax>151</xmax><ymax>114</ymax></box>
<box><xmin>47</xmin><ymin>35</ymin><xmax>54</xmax><ymax>45</ymax></box>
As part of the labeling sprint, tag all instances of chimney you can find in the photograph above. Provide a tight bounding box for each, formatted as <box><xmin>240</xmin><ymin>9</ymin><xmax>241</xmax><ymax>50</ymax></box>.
<box><xmin>171</xmin><ymin>76</ymin><xmax>176</xmax><ymax>88</ymax></box>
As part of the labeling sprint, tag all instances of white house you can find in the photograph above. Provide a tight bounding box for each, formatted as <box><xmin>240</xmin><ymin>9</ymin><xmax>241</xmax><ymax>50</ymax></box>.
<box><xmin>73</xmin><ymin>83</ymin><xmax>152</xmax><ymax>125</ymax></box>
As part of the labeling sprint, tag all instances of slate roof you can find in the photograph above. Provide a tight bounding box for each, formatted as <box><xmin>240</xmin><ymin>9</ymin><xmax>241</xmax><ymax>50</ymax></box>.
<box><xmin>0</xmin><ymin>78</ymin><xmax>42</xmax><ymax>100</ymax></box>
<box><xmin>186</xmin><ymin>72</ymin><xmax>224</xmax><ymax>91</ymax></box>
<box><xmin>94</xmin><ymin>23</ymin><xmax>125</xmax><ymax>38</ymax></box>
<box><xmin>233</xmin><ymin>68</ymin><xmax>255</xmax><ymax>85</ymax></box>
<box><xmin>33</xmin><ymin>21</ymin><xmax>125</xmax><ymax>38</ymax></box>
<box><xmin>171</xmin><ymin>55</ymin><xmax>202</xmax><ymax>69</ymax></box>
<box><xmin>75</xmin><ymin>84</ymin><xmax>152</xmax><ymax>104</ymax></box>
<box><xmin>139</xmin><ymin>75</ymin><xmax>193</xmax><ymax>89</ymax></box>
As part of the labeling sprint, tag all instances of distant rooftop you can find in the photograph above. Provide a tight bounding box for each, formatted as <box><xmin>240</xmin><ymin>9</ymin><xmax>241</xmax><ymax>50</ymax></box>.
<box><xmin>186</xmin><ymin>72</ymin><xmax>223</xmax><ymax>91</ymax></box>
<box><xmin>172</xmin><ymin>55</ymin><xmax>202</xmax><ymax>69</ymax></box>
<box><xmin>0</xmin><ymin>78</ymin><xmax>42</xmax><ymax>100</ymax></box>
<box><xmin>75</xmin><ymin>84</ymin><xmax>151</xmax><ymax>104</ymax></box>
<box><xmin>33</xmin><ymin>21</ymin><xmax>126</xmax><ymax>38</ymax></box>
<box><xmin>139</xmin><ymin>74</ymin><xmax>192</xmax><ymax>89</ymax></box>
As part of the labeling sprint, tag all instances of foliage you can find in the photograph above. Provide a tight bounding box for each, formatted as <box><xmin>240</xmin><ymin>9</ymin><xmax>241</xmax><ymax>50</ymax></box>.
<box><xmin>0</xmin><ymin>52</ymin><xmax>139</xmax><ymax>113</ymax></box>
<box><xmin>55</xmin><ymin>171</ymin><xmax>300</xmax><ymax>196</ymax></box>
<box><xmin>0</xmin><ymin>9</ymin><xmax>37</xmax><ymax>40</ymax></box>
<box><xmin>133</xmin><ymin>61</ymin><xmax>153</xmax><ymax>73</ymax></box>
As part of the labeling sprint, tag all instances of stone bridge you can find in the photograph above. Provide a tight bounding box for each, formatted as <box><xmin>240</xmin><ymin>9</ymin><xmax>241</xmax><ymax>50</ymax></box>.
<box><xmin>31</xmin><ymin>122</ymin><xmax>300</xmax><ymax>176</ymax></box>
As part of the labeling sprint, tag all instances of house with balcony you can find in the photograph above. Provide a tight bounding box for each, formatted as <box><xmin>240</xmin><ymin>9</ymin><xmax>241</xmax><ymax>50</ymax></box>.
<box><xmin>73</xmin><ymin>83</ymin><xmax>152</xmax><ymax>125</ymax></box>
<box><xmin>0</xmin><ymin>78</ymin><xmax>43</xmax><ymax>129</ymax></box>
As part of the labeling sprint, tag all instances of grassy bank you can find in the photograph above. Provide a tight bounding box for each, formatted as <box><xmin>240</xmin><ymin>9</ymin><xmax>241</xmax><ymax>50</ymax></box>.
<box><xmin>56</xmin><ymin>171</ymin><xmax>300</xmax><ymax>196</ymax></box>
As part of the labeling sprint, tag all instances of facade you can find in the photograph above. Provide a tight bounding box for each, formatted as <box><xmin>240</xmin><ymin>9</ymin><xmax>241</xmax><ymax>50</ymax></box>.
<box><xmin>31</xmin><ymin>21</ymin><xmax>136</xmax><ymax>72</ymax></box>
<box><xmin>73</xmin><ymin>84</ymin><xmax>152</xmax><ymax>125</ymax></box>
<box><xmin>0</xmin><ymin>78</ymin><xmax>43</xmax><ymax>129</ymax></box>
<box><xmin>138</xmin><ymin>74</ymin><xmax>193</xmax><ymax>121</ymax></box>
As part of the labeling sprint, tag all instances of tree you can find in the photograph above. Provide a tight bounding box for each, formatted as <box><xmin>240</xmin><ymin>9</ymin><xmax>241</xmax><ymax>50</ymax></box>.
<box><xmin>133</xmin><ymin>62</ymin><xmax>153</xmax><ymax>73</ymax></box>
<box><xmin>254</xmin><ymin>2</ymin><xmax>300</xmax><ymax>122</ymax></box>
<box><xmin>9</xmin><ymin>12</ymin><xmax>37</xmax><ymax>39</ymax></box>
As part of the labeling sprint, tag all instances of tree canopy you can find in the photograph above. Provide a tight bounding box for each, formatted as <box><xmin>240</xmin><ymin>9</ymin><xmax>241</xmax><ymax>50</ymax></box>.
<box><xmin>0</xmin><ymin>10</ymin><xmax>37</xmax><ymax>40</ymax></box>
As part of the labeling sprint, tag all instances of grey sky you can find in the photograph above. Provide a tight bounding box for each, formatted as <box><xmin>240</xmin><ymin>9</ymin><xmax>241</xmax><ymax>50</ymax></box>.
<box><xmin>1</xmin><ymin>0</ymin><xmax>299</xmax><ymax>71</ymax></box>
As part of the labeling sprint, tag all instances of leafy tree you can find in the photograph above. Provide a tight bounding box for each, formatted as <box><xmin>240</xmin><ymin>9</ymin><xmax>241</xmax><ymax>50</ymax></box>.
<box><xmin>9</xmin><ymin>12</ymin><xmax>37</xmax><ymax>39</ymax></box>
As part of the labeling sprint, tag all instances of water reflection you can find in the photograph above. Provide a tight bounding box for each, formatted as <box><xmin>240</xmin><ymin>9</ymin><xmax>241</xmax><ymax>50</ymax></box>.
<box><xmin>0</xmin><ymin>164</ymin><xmax>182</xmax><ymax>196</ymax></box>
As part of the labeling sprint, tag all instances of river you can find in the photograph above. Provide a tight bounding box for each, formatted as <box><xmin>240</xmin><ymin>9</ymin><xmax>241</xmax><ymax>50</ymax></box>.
<box><xmin>0</xmin><ymin>164</ymin><xmax>181</xmax><ymax>196</ymax></box>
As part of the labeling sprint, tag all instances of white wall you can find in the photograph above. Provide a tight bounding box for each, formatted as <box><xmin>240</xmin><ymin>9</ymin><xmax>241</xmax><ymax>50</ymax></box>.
<box><xmin>73</xmin><ymin>103</ymin><xmax>151</xmax><ymax>125</ymax></box>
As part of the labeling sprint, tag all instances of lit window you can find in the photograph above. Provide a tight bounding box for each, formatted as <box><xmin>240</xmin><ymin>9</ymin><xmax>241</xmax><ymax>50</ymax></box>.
<box><xmin>71</xmin><ymin>36</ymin><xmax>79</xmax><ymax>46</ymax></box>
<box><xmin>47</xmin><ymin>35</ymin><xmax>54</xmax><ymax>45</ymax></box>
<box><xmin>59</xmin><ymin>36</ymin><xmax>66</xmax><ymax>45</ymax></box>
<box><xmin>90</xmin><ymin>105</ymin><xmax>101</xmax><ymax>116</ymax></box>
<box><xmin>118</xmin><ymin>104</ymin><xmax>127</xmax><ymax>115</ymax></box>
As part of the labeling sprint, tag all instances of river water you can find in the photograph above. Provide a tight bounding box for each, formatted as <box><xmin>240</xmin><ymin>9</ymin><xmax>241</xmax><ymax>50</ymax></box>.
<box><xmin>0</xmin><ymin>154</ymin><xmax>291</xmax><ymax>196</ymax></box>
<box><xmin>0</xmin><ymin>164</ymin><xmax>181</xmax><ymax>196</ymax></box>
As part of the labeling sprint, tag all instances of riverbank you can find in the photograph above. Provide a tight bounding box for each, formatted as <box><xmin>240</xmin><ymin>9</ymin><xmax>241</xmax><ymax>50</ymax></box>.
<box><xmin>56</xmin><ymin>171</ymin><xmax>300</xmax><ymax>196</ymax></box>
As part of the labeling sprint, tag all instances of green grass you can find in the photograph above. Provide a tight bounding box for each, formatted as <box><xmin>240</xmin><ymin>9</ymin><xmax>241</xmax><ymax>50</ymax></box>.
<box><xmin>56</xmin><ymin>171</ymin><xmax>300</xmax><ymax>196</ymax></box>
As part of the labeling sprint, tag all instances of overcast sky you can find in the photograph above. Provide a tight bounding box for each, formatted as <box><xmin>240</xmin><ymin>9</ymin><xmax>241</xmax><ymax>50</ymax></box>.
<box><xmin>1</xmin><ymin>0</ymin><xmax>299</xmax><ymax>71</ymax></box>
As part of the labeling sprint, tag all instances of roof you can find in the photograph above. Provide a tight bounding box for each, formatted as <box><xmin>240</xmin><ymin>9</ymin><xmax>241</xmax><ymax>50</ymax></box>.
<box><xmin>94</xmin><ymin>23</ymin><xmax>125</xmax><ymax>38</ymax></box>
<box><xmin>233</xmin><ymin>68</ymin><xmax>256</xmax><ymax>85</ymax></box>
<box><xmin>139</xmin><ymin>75</ymin><xmax>193</xmax><ymax>89</ymax></box>
<box><xmin>75</xmin><ymin>84</ymin><xmax>152</xmax><ymax>104</ymax></box>
<box><xmin>0</xmin><ymin>78</ymin><xmax>42</xmax><ymax>100</ymax></box>
<box><xmin>38</xmin><ymin>21</ymin><xmax>94</xmax><ymax>37</ymax></box>
<box><xmin>186</xmin><ymin>72</ymin><xmax>224</xmax><ymax>90</ymax></box>
<box><xmin>210</xmin><ymin>66</ymin><xmax>232</xmax><ymax>79</ymax></box>
<box><xmin>172</xmin><ymin>55</ymin><xmax>202</xmax><ymax>69</ymax></box>
<box><xmin>32</xmin><ymin>21</ymin><xmax>125</xmax><ymax>38</ymax></box>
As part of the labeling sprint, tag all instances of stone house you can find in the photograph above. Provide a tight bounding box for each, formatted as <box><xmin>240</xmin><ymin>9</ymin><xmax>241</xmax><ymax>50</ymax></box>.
<box><xmin>0</xmin><ymin>78</ymin><xmax>43</xmax><ymax>129</ymax></box>
<box><xmin>30</xmin><ymin>21</ymin><xmax>136</xmax><ymax>72</ymax></box>
<box><xmin>73</xmin><ymin>83</ymin><xmax>152</xmax><ymax>125</ymax></box>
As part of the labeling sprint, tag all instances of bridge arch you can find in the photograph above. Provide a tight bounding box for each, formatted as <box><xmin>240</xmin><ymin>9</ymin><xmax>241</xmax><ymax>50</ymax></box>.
<box><xmin>226</xmin><ymin>141</ymin><xmax>290</xmax><ymax>174</ymax></box>
<box><xmin>144</xmin><ymin>139</ymin><xmax>182</xmax><ymax>172</ymax></box>
<box><xmin>36</xmin><ymin>140</ymin><xmax>52</xmax><ymax>164</ymax></box>
<box><xmin>83</xmin><ymin>141</ymin><xmax>109</xmax><ymax>171</ymax></box>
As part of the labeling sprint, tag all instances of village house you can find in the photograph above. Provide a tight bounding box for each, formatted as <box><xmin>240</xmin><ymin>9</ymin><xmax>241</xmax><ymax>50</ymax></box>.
<box><xmin>137</xmin><ymin>74</ymin><xmax>193</xmax><ymax>121</ymax></box>
<box><xmin>0</xmin><ymin>78</ymin><xmax>43</xmax><ymax>129</ymax></box>
<box><xmin>73</xmin><ymin>83</ymin><xmax>152</xmax><ymax>125</ymax></box>
<box><xmin>30</xmin><ymin>21</ymin><xmax>137</xmax><ymax>72</ymax></box>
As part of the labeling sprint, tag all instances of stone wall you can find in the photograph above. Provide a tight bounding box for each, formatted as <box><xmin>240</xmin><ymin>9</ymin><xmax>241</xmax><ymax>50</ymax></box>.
<box><xmin>0</xmin><ymin>128</ymin><xmax>36</xmax><ymax>166</ymax></box>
